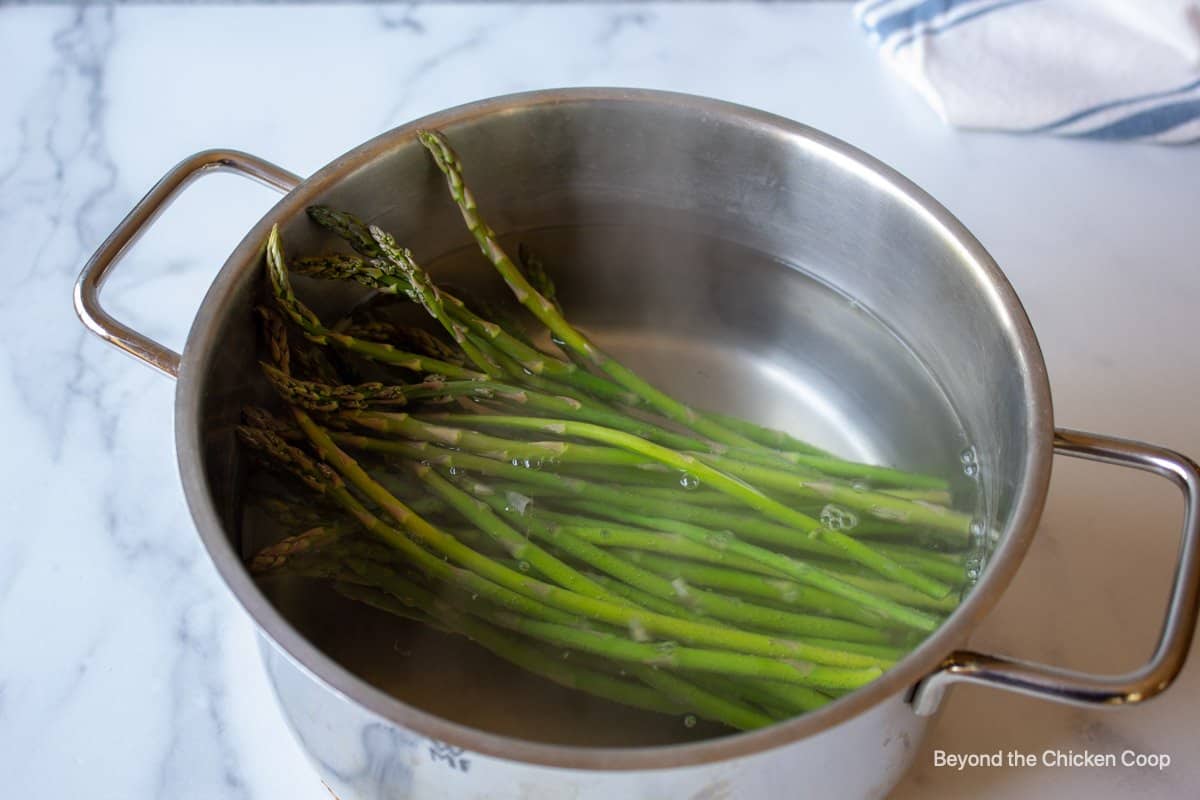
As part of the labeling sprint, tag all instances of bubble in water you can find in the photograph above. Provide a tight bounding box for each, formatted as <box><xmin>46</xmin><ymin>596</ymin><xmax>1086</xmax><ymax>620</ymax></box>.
<box><xmin>960</xmin><ymin>447</ymin><xmax>979</xmax><ymax>478</ymax></box>
<box><xmin>819</xmin><ymin>504</ymin><xmax>860</xmax><ymax>531</ymax></box>
<box><xmin>447</xmin><ymin>466</ymin><xmax>461</xmax><ymax>477</ymax></box>
<box><xmin>965</xmin><ymin>557</ymin><xmax>983</xmax><ymax>581</ymax></box>
<box><xmin>969</xmin><ymin>520</ymin><xmax>985</xmax><ymax>540</ymax></box>
<box><xmin>505</xmin><ymin>491</ymin><xmax>533</xmax><ymax>515</ymax></box>
<box><xmin>518</xmin><ymin>560</ymin><xmax>531</xmax><ymax>572</ymax></box>
<box><xmin>684</xmin><ymin>715</ymin><xmax>697</xmax><ymax>728</ymax></box>
<box><xmin>851</xmin><ymin>480</ymin><xmax>870</xmax><ymax>493</ymax></box>
<box><xmin>679</xmin><ymin>473</ymin><xmax>701</xmax><ymax>490</ymax></box>
<box><xmin>655</xmin><ymin>641</ymin><xmax>679</xmax><ymax>656</ymax></box>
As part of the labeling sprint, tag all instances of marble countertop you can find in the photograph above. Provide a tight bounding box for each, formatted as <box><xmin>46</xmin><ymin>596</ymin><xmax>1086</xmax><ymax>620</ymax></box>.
<box><xmin>3</xmin><ymin>3</ymin><xmax>1198</xmax><ymax>798</ymax></box>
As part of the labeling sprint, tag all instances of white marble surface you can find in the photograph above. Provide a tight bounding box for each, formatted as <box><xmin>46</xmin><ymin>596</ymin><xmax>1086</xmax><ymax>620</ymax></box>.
<box><xmin>2</xmin><ymin>3</ymin><xmax>1198</xmax><ymax>798</ymax></box>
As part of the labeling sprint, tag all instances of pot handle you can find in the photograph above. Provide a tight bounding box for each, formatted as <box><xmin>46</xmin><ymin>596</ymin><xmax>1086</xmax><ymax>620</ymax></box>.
<box><xmin>73</xmin><ymin>150</ymin><xmax>302</xmax><ymax>379</ymax></box>
<box><xmin>911</xmin><ymin>427</ymin><xmax>1200</xmax><ymax>714</ymax></box>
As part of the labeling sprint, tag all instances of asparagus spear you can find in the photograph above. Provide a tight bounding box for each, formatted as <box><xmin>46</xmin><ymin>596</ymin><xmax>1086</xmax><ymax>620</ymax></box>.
<box><xmin>260</xmin><ymin>363</ymin><xmax>407</xmax><ymax>413</ymax></box>
<box><xmin>454</xmin><ymin>472</ymin><xmax>894</xmax><ymax>645</ymax></box>
<box><xmin>333</xmin><ymin>565</ymin><xmax>695</xmax><ymax>719</ymax></box>
<box><xmin>401</xmin><ymin>413</ymin><xmax>953</xmax><ymax>597</ymax></box>
<box><xmin>279</xmin><ymin>232</ymin><xmax>956</xmax><ymax>500</ymax></box>
<box><xmin>278</xmin><ymin>408</ymin><xmax>896</xmax><ymax>669</ymax></box>
<box><xmin>717</xmin><ymin>446</ymin><xmax>948</xmax><ymax>491</ymax></box>
<box><xmin>611</xmin><ymin>549</ymin><xmax>890</xmax><ymax>627</ymax></box>
<box><xmin>478</xmin><ymin>611</ymin><xmax>883</xmax><ymax>691</ymax></box>
<box><xmin>516</xmin><ymin>243</ymin><xmax>561</xmax><ymax>313</ymax></box>
<box><xmin>423</xmin><ymin>413</ymin><xmax>968</xmax><ymax>537</ymax></box>
<box><xmin>367</xmin><ymin>225</ymin><xmax>502</xmax><ymax>376</ymax></box>
<box><xmin>339</xmin><ymin>320</ymin><xmax>466</xmax><ymax>367</ymax></box>
<box><xmin>340</xmin><ymin>410</ymin><xmax>653</xmax><ymax>468</ymax></box>
<box><xmin>265</xmin><ymin>231</ymin><xmax>486</xmax><ymax>380</ymax></box>
<box><xmin>322</xmin><ymin>432</ymin><xmax>936</xmax><ymax>628</ymax></box>
<box><xmin>362</xmin><ymin>563</ymin><xmax>789</xmax><ymax>729</ymax></box>
<box><xmin>551</xmin><ymin>500</ymin><xmax>942</xmax><ymax>633</ymax></box>
<box><xmin>417</xmin><ymin>130</ymin><xmax>762</xmax><ymax>450</ymax></box>
<box><xmin>300</xmin><ymin>210</ymin><xmax>640</xmax><ymax>405</ymax></box>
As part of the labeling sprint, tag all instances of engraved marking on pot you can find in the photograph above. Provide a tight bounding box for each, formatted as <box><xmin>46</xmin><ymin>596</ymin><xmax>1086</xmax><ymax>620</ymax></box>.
<box><xmin>429</xmin><ymin>739</ymin><xmax>471</xmax><ymax>772</ymax></box>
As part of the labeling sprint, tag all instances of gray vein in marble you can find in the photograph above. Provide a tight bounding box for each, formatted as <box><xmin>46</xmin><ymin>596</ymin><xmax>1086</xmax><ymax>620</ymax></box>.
<box><xmin>155</xmin><ymin>599</ymin><xmax>251</xmax><ymax>800</ymax></box>
<box><xmin>1</xmin><ymin>5</ymin><xmax>127</xmax><ymax>461</ymax></box>
<box><xmin>379</xmin><ymin>5</ymin><xmax>528</xmax><ymax>125</ymax></box>
<box><xmin>378</xmin><ymin>1</ymin><xmax>426</xmax><ymax>34</ymax></box>
<box><xmin>42</xmin><ymin>637</ymin><xmax>102</xmax><ymax>717</ymax></box>
<box><xmin>99</xmin><ymin>485</ymin><xmax>197</xmax><ymax>570</ymax></box>
<box><xmin>594</xmin><ymin>8</ymin><xmax>651</xmax><ymax>45</ymax></box>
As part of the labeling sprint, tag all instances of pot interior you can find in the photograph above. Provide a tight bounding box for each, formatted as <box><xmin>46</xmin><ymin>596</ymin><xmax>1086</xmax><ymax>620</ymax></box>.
<box><xmin>185</xmin><ymin>92</ymin><xmax>1047</xmax><ymax>749</ymax></box>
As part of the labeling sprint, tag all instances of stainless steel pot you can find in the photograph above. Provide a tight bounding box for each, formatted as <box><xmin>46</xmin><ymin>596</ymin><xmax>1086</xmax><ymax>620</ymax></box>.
<box><xmin>74</xmin><ymin>89</ymin><xmax>1200</xmax><ymax>799</ymax></box>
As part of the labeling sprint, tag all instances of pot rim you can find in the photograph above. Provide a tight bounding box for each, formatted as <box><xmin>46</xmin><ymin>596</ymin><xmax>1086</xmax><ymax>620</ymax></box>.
<box><xmin>175</xmin><ymin>87</ymin><xmax>1054</xmax><ymax>770</ymax></box>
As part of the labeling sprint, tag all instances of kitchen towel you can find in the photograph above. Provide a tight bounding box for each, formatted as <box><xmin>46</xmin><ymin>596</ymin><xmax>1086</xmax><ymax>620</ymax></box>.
<box><xmin>855</xmin><ymin>0</ymin><xmax>1200</xmax><ymax>144</ymax></box>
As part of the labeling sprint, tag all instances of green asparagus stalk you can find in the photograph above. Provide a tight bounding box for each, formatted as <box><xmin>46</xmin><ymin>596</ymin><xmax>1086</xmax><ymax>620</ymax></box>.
<box><xmin>554</xmin><ymin>500</ymin><xmax>942</xmax><ymax>633</ymax></box>
<box><xmin>628</xmin><ymin>665</ymin><xmax>775</xmax><ymax>730</ymax></box>
<box><xmin>329</xmin><ymin>433</ymin><xmax>844</xmax><ymax>559</ymax></box>
<box><xmin>611</xmin><ymin>549</ymin><xmax>888</xmax><ymax>627</ymax></box>
<box><xmin>405</xmin><ymin>462</ymin><xmax>626</xmax><ymax>604</ymax></box>
<box><xmin>337</xmin><ymin>564</ymin><xmax>695</xmax><ymax>719</ymax></box>
<box><xmin>516</xmin><ymin>243</ymin><xmax>561</xmax><ymax>312</ymax></box>
<box><xmin>341</xmin><ymin>410</ymin><xmax>653</xmax><ymax>468</ymax></box>
<box><xmin>340</xmin><ymin>323</ymin><xmax>465</xmax><ymax>366</ymax></box>
<box><xmin>266</xmin><ymin>229</ymin><xmax>486</xmax><ymax>380</ymax></box>
<box><xmin>369</xmin><ymin>563</ymin><xmax>782</xmax><ymax>734</ymax></box>
<box><xmin>480</xmin><ymin>611</ymin><xmax>883</xmax><ymax>691</ymax></box>
<box><xmin>287</xmin><ymin>412</ymin><xmax>896</xmax><ymax>668</ymax></box>
<box><xmin>688</xmin><ymin>673</ymin><xmax>832</xmax><ymax>715</ymax></box>
<box><xmin>455</xmin><ymin>473</ymin><xmax>894</xmax><ymax>645</ymax></box>
<box><xmin>322</xmin><ymin>432</ymin><xmax>936</xmax><ymax>630</ymax></box>
<box><xmin>299</xmin><ymin>211</ymin><xmax>641</xmax><ymax>405</ymax></box>
<box><xmin>696</xmin><ymin>409</ymin><xmax>832</xmax><ymax>456</ymax></box>
<box><xmin>418</xmin><ymin>129</ymin><xmax>762</xmax><ymax>450</ymax></box>
<box><xmin>425</xmin><ymin>413</ymin><xmax>967</xmax><ymax>537</ymax></box>
<box><xmin>368</xmin><ymin>225</ymin><xmax>502</xmax><ymax>376</ymax></box>
<box><xmin>260</xmin><ymin>363</ymin><xmax>407</xmax><ymax>413</ymax></box>
<box><xmin>332</xmin><ymin>431</ymin><xmax>958</xmax><ymax>591</ymax></box>
<box><xmin>407</xmin><ymin>413</ymin><xmax>952</xmax><ymax>597</ymax></box>
<box><xmin>248</xmin><ymin>524</ymin><xmax>347</xmax><ymax>574</ymax></box>
<box><xmin>695</xmin><ymin>454</ymin><xmax>969</xmax><ymax>537</ymax></box>
<box><xmin>402</xmin><ymin>381</ymin><xmax>712</xmax><ymax>452</ymax></box>
<box><xmin>718</xmin><ymin>447</ymin><xmax>948</xmax><ymax>491</ymax></box>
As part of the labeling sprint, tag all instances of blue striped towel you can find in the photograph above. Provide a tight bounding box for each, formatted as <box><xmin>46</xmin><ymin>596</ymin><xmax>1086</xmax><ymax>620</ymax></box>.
<box><xmin>855</xmin><ymin>0</ymin><xmax>1200</xmax><ymax>144</ymax></box>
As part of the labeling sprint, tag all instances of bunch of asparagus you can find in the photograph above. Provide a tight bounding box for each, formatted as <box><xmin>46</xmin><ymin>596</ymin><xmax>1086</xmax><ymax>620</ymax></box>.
<box><xmin>240</xmin><ymin>129</ymin><xmax>975</xmax><ymax>733</ymax></box>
